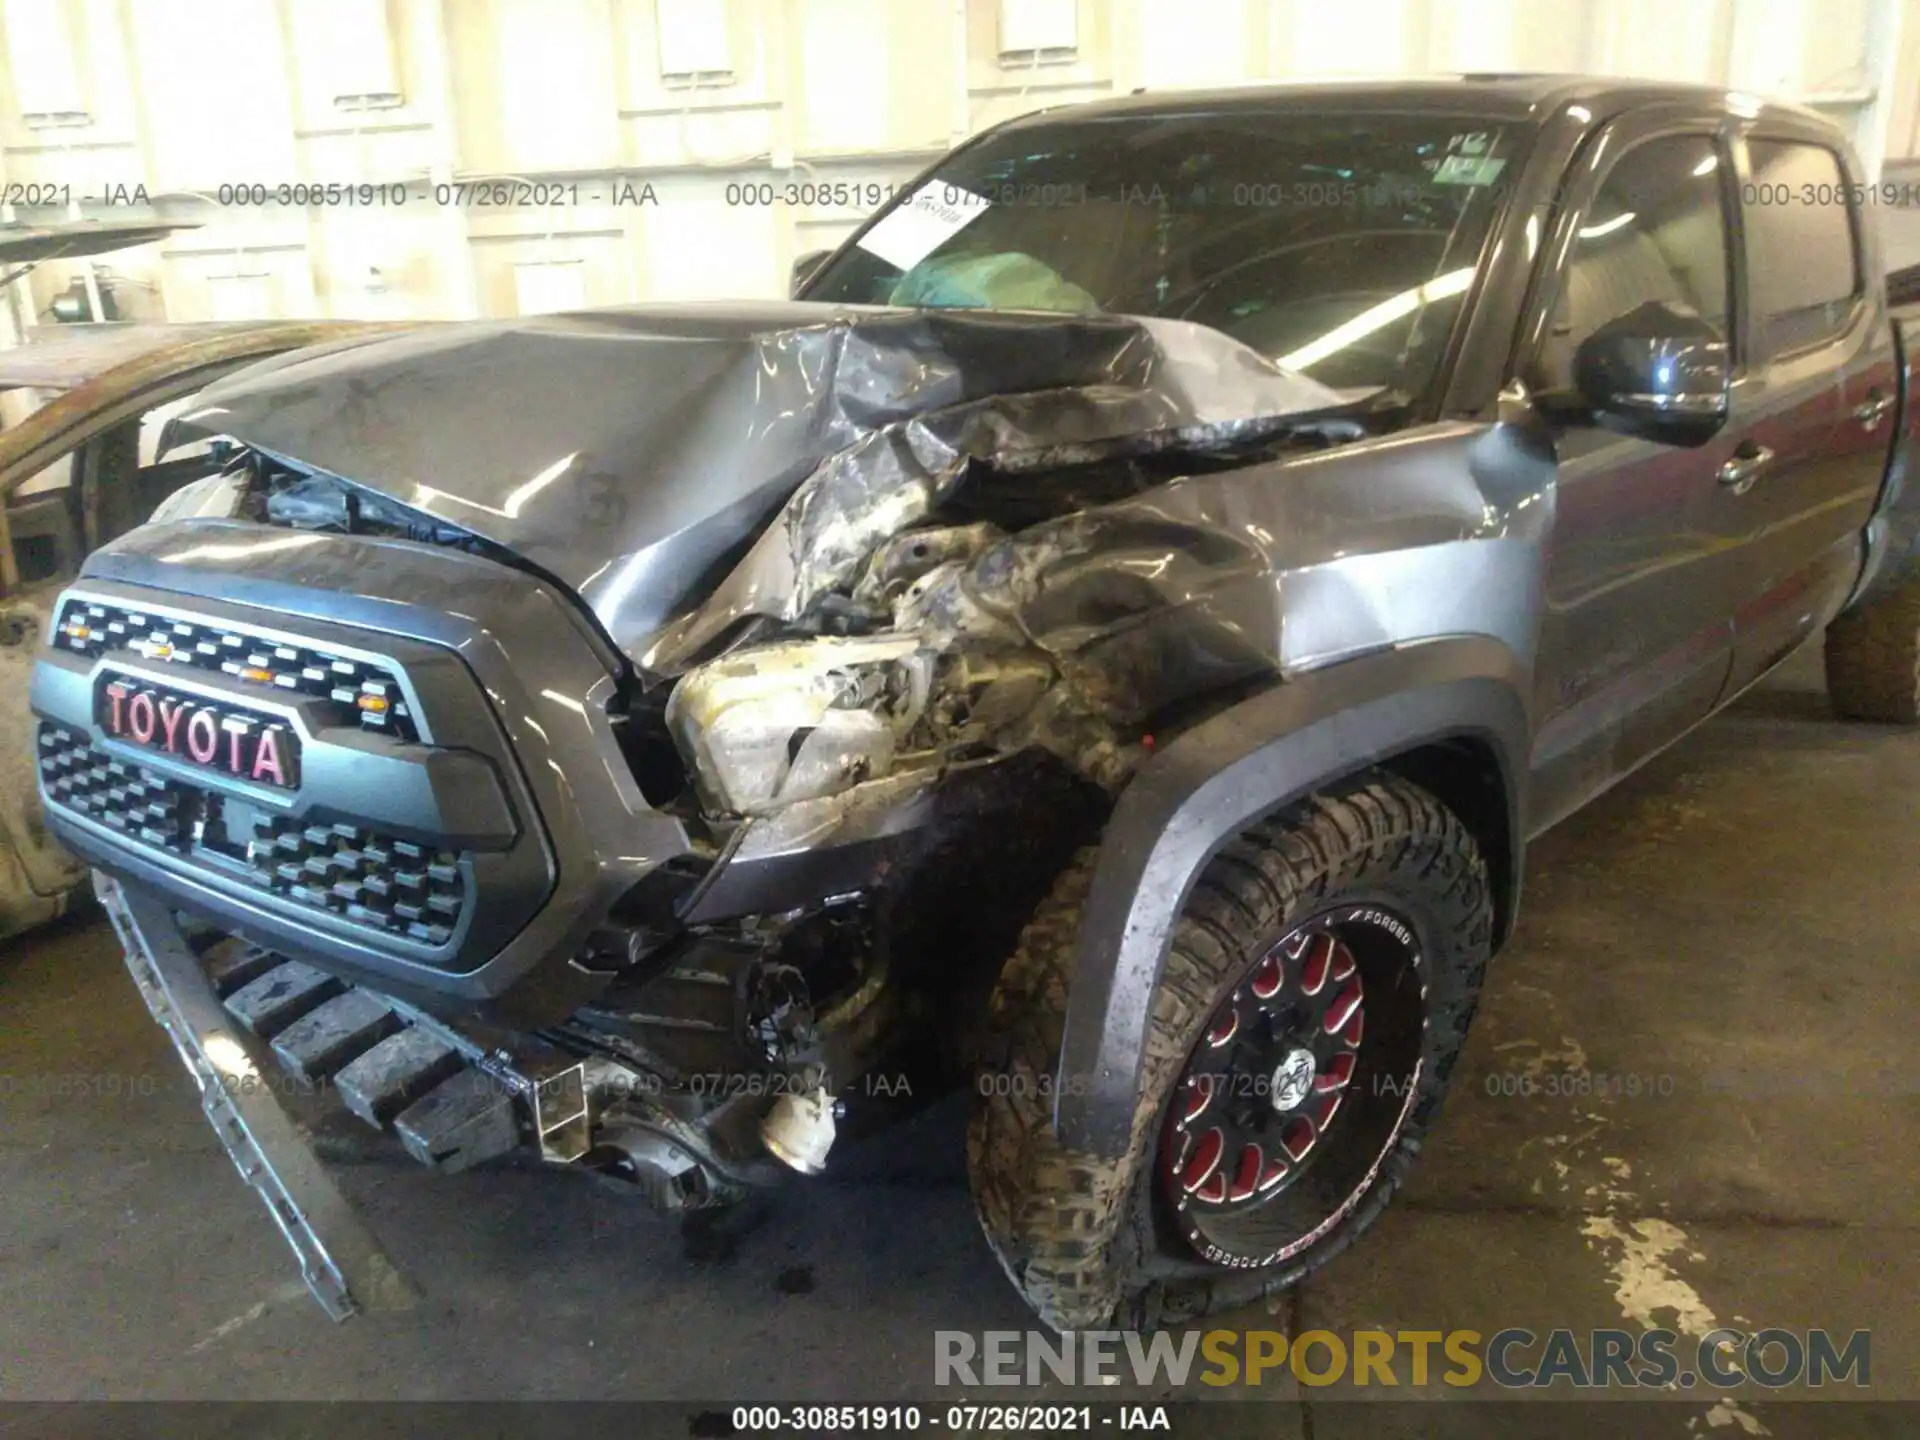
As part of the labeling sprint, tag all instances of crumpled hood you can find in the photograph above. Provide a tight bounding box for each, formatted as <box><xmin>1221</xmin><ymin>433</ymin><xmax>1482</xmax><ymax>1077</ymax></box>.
<box><xmin>183</xmin><ymin>301</ymin><xmax>1349</xmax><ymax>660</ymax></box>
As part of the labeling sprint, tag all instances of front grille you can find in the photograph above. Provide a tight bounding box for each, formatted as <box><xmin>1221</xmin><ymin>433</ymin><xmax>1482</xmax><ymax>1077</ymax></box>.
<box><xmin>38</xmin><ymin>724</ymin><xmax>470</xmax><ymax>948</ymax></box>
<box><xmin>38</xmin><ymin>725</ymin><xmax>194</xmax><ymax>848</ymax></box>
<box><xmin>52</xmin><ymin>598</ymin><xmax>419</xmax><ymax>743</ymax></box>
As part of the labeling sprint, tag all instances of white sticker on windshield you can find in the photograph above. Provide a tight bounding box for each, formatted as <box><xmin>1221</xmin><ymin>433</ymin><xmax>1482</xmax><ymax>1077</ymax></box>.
<box><xmin>857</xmin><ymin>183</ymin><xmax>991</xmax><ymax>270</ymax></box>
<box><xmin>1433</xmin><ymin>154</ymin><xmax>1507</xmax><ymax>186</ymax></box>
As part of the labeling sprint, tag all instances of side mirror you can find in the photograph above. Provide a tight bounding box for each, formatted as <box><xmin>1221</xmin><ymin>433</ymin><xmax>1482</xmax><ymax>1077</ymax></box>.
<box><xmin>790</xmin><ymin>249</ymin><xmax>831</xmax><ymax>299</ymax></box>
<box><xmin>1569</xmin><ymin>300</ymin><xmax>1730</xmax><ymax>448</ymax></box>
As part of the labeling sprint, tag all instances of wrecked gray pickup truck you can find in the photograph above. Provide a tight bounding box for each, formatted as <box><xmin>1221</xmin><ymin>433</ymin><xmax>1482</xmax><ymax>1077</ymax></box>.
<box><xmin>29</xmin><ymin>76</ymin><xmax>1920</xmax><ymax>1331</ymax></box>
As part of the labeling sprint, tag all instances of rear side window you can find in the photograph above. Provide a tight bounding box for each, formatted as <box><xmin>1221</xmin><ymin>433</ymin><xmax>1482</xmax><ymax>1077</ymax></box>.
<box><xmin>1533</xmin><ymin>133</ymin><xmax>1731</xmax><ymax>389</ymax></box>
<box><xmin>1745</xmin><ymin>140</ymin><xmax>1861</xmax><ymax>353</ymax></box>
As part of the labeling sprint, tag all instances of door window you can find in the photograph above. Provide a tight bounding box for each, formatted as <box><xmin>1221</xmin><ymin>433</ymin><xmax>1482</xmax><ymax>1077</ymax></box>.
<box><xmin>1744</xmin><ymin>140</ymin><xmax>1860</xmax><ymax>355</ymax></box>
<box><xmin>1535</xmin><ymin>134</ymin><xmax>1732</xmax><ymax>389</ymax></box>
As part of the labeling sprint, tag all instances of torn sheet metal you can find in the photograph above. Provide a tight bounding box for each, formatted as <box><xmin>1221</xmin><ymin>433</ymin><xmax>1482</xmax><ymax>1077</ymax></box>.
<box><xmin>677</xmin><ymin>413</ymin><xmax>1553</xmax><ymax>804</ymax></box>
<box><xmin>904</xmin><ymin>418</ymin><xmax>1551</xmax><ymax>719</ymax></box>
<box><xmin>636</xmin><ymin>312</ymin><xmax>1352</xmax><ymax>672</ymax></box>
<box><xmin>177</xmin><ymin>302</ymin><xmax>1347</xmax><ymax>665</ymax></box>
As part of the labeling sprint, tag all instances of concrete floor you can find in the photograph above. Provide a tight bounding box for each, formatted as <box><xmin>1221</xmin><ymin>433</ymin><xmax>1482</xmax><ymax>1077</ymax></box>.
<box><xmin>1</xmin><ymin>644</ymin><xmax>1915</xmax><ymax>1437</ymax></box>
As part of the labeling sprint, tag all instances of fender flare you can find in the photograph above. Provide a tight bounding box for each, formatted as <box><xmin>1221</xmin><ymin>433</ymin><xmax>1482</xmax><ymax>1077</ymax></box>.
<box><xmin>1052</xmin><ymin>636</ymin><xmax>1531</xmax><ymax>1158</ymax></box>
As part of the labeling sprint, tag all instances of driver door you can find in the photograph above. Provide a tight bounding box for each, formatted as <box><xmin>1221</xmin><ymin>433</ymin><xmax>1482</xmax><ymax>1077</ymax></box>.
<box><xmin>1523</xmin><ymin>121</ymin><xmax>1754</xmax><ymax>829</ymax></box>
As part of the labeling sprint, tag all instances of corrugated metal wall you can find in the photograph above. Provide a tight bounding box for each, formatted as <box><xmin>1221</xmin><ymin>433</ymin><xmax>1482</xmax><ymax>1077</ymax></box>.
<box><xmin>0</xmin><ymin>0</ymin><xmax>1911</xmax><ymax>333</ymax></box>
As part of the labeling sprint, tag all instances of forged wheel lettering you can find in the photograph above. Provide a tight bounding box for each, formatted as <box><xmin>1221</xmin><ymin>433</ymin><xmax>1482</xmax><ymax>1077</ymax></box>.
<box><xmin>1347</xmin><ymin>905</ymin><xmax>1418</xmax><ymax>949</ymax></box>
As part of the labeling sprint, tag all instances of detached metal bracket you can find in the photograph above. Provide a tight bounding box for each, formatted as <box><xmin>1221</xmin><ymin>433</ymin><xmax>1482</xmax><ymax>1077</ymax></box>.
<box><xmin>99</xmin><ymin>873</ymin><xmax>417</xmax><ymax>1321</ymax></box>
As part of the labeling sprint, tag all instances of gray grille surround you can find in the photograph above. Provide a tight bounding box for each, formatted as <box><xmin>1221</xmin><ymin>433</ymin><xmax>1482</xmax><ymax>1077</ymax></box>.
<box><xmin>34</xmin><ymin>528</ymin><xmax>694</xmax><ymax>1020</ymax></box>
<box><xmin>30</xmin><ymin>577</ymin><xmax>557</xmax><ymax>979</ymax></box>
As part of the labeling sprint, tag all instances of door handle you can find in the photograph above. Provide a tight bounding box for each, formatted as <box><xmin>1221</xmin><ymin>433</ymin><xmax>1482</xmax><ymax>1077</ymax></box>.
<box><xmin>1717</xmin><ymin>444</ymin><xmax>1774</xmax><ymax>495</ymax></box>
<box><xmin>1852</xmin><ymin>391</ymin><xmax>1895</xmax><ymax>431</ymax></box>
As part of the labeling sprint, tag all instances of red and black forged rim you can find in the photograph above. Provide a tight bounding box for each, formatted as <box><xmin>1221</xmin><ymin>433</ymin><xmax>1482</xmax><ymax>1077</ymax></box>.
<box><xmin>1158</xmin><ymin>904</ymin><xmax>1426</xmax><ymax>1267</ymax></box>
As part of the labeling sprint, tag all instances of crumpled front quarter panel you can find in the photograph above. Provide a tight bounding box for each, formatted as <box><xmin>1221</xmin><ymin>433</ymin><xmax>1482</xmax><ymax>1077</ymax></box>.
<box><xmin>899</xmin><ymin>418</ymin><xmax>1554</xmax><ymax>751</ymax></box>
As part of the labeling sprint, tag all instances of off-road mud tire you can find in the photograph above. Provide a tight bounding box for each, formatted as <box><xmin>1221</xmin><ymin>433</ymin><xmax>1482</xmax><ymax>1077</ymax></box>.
<box><xmin>966</xmin><ymin>772</ymin><xmax>1492</xmax><ymax>1332</ymax></box>
<box><xmin>1825</xmin><ymin>578</ymin><xmax>1920</xmax><ymax>723</ymax></box>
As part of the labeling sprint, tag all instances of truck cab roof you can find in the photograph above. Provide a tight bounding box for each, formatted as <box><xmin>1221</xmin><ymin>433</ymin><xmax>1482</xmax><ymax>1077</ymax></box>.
<box><xmin>1005</xmin><ymin>73</ymin><xmax>1837</xmax><ymax>132</ymax></box>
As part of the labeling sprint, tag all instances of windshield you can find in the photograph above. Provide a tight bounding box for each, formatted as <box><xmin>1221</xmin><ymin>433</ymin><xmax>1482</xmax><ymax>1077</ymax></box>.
<box><xmin>806</xmin><ymin>109</ymin><xmax>1521</xmax><ymax>402</ymax></box>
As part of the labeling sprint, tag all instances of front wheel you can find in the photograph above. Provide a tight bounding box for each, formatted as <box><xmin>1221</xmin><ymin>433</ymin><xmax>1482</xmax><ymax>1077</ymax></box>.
<box><xmin>966</xmin><ymin>773</ymin><xmax>1493</xmax><ymax>1331</ymax></box>
<box><xmin>1825</xmin><ymin>577</ymin><xmax>1920</xmax><ymax>723</ymax></box>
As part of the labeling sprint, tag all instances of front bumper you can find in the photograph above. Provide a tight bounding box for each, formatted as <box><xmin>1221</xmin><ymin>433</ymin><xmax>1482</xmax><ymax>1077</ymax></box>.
<box><xmin>32</xmin><ymin>521</ymin><xmax>696</xmax><ymax>1025</ymax></box>
<box><xmin>104</xmin><ymin>869</ymin><xmax>751</xmax><ymax>1316</ymax></box>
